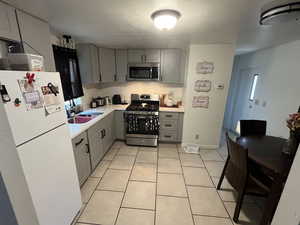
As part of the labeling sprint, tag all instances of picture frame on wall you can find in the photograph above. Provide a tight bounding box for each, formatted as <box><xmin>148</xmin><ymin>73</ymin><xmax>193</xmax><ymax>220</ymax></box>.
<box><xmin>194</xmin><ymin>80</ymin><xmax>212</xmax><ymax>92</ymax></box>
<box><xmin>192</xmin><ymin>96</ymin><xmax>209</xmax><ymax>108</ymax></box>
<box><xmin>196</xmin><ymin>61</ymin><xmax>214</xmax><ymax>74</ymax></box>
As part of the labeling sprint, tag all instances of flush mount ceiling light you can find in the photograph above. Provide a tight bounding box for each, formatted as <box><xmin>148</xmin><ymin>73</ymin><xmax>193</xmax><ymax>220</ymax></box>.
<box><xmin>151</xmin><ymin>9</ymin><xmax>181</xmax><ymax>30</ymax></box>
<box><xmin>260</xmin><ymin>0</ymin><xmax>300</xmax><ymax>25</ymax></box>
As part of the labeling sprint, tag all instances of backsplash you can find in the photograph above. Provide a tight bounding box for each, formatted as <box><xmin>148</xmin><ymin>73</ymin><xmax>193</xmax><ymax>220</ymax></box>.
<box><xmin>81</xmin><ymin>82</ymin><xmax>184</xmax><ymax>110</ymax></box>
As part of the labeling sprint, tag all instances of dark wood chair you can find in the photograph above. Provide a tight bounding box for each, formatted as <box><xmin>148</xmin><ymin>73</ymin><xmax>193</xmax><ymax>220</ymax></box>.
<box><xmin>217</xmin><ymin>133</ymin><xmax>270</xmax><ymax>223</ymax></box>
<box><xmin>240</xmin><ymin>120</ymin><xmax>267</xmax><ymax>137</ymax></box>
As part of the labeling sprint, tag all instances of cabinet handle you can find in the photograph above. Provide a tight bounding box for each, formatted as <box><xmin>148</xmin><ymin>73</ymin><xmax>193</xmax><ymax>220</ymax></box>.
<box><xmin>103</xmin><ymin>129</ymin><xmax>106</xmax><ymax>137</ymax></box>
<box><xmin>99</xmin><ymin>73</ymin><xmax>102</xmax><ymax>82</ymax></box>
<box><xmin>165</xmin><ymin>115</ymin><xmax>173</xmax><ymax>118</ymax></box>
<box><xmin>75</xmin><ymin>138</ymin><xmax>84</xmax><ymax>146</ymax></box>
<box><xmin>164</xmin><ymin>135</ymin><xmax>172</xmax><ymax>138</ymax></box>
<box><xmin>85</xmin><ymin>144</ymin><xmax>90</xmax><ymax>154</ymax></box>
<box><xmin>165</xmin><ymin>124</ymin><xmax>172</xmax><ymax>127</ymax></box>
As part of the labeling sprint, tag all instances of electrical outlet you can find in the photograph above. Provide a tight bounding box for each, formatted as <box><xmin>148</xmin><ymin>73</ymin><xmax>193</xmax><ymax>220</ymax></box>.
<box><xmin>195</xmin><ymin>134</ymin><xmax>199</xmax><ymax>140</ymax></box>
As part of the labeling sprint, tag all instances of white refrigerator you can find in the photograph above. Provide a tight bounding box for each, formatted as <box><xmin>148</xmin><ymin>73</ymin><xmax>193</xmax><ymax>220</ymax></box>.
<box><xmin>0</xmin><ymin>71</ymin><xmax>82</xmax><ymax>225</ymax></box>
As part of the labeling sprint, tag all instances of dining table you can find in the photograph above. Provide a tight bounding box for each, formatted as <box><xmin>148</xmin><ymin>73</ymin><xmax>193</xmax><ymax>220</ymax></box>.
<box><xmin>237</xmin><ymin>135</ymin><xmax>294</xmax><ymax>225</ymax></box>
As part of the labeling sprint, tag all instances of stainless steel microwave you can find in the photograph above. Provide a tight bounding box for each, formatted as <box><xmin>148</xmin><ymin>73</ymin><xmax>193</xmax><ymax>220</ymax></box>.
<box><xmin>127</xmin><ymin>63</ymin><xmax>160</xmax><ymax>81</ymax></box>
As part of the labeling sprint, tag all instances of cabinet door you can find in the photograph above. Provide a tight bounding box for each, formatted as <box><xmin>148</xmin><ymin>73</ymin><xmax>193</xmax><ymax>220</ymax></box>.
<box><xmin>127</xmin><ymin>49</ymin><xmax>144</xmax><ymax>63</ymax></box>
<box><xmin>145</xmin><ymin>49</ymin><xmax>161</xmax><ymax>63</ymax></box>
<box><xmin>88</xmin><ymin>126</ymin><xmax>104</xmax><ymax>170</ymax></box>
<box><xmin>16</xmin><ymin>10</ymin><xmax>55</xmax><ymax>71</ymax></box>
<box><xmin>77</xmin><ymin>44</ymin><xmax>100</xmax><ymax>84</ymax></box>
<box><xmin>98</xmin><ymin>47</ymin><xmax>116</xmax><ymax>83</ymax></box>
<box><xmin>114</xmin><ymin>110</ymin><xmax>125</xmax><ymax>140</ymax></box>
<box><xmin>161</xmin><ymin>49</ymin><xmax>182</xmax><ymax>84</ymax></box>
<box><xmin>115</xmin><ymin>49</ymin><xmax>128</xmax><ymax>81</ymax></box>
<box><xmin>102</xmin><ymin>113</ymin><xmax>115</xmax><ymax>154</ymax></box>
<box><xmin>0</xmin><ymin>2</ymin><xmax>20</xmax><ymax>42</ymax></box>
<box><xmin>72</xmin><ymin>133</ymin><xmax>91</xmax><ymax>186</ymax></box>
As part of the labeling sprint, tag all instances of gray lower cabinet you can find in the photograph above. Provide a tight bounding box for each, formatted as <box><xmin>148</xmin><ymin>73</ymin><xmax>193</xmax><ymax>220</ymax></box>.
<box><xmin>77</xmin><ymin>44</ymin><xmax>101</xmax><ymax>84</ymax></box>
<box><xmin>98</xmin><ymin>47</ymin><xmax>116</xmax><ymax>83</ymax></box>
<box><xmin>114</xmin><ymin>110</ymin><xmax>125</xmax><ymax>140</ymax></box>
<box><xmin>101</xmin><ymin>112</ymin><xmax>115</xmax><ymax>154</ymax></box>
<box><xmin>72</xmin><ymin>132</ymin><xmax>91</xmax><ymax>186</ymax></box>
<box><xmin>161</xmin><ymin>49</ymin><xmax>185</xmax><ymax>84</ymax></box>
<box><xmin>159</xmin><ymin>112</ymin><xmax>184</xmax><ymax>142</ymax></box>
<box><xmin>87</xmin><ymin>121</ymin><xmax>105</xmax><ymax>171</ymax></box>
<box><xmin>0</xmin><ymin>2</ymin><xmax>20</xmax><ymax>42</ymax></box>
<box><xmin>115</xmin><ymin>49</ymin><xmax>127</xmax><ymax>81</ymax></box>
<box><xmin>16</xmin><ymin>10</ymin><xmax>55</xmax><ymax>71</ymax></box>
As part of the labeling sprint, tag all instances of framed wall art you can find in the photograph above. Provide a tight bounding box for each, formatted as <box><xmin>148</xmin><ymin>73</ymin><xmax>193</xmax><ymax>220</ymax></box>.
<box><xmin>194</xmin><ymin>80</ymin><xmax>212</xmax><ymax>92</ymax></box>
<box><xmin>192</xmin><ymin>96</ymin><xmax>209</xmax><ymax>108</ymax></box>
<box><xmin>196</xmin><ymin>61</ymin><xmax>214</xmax><ymax>74</ymax></box>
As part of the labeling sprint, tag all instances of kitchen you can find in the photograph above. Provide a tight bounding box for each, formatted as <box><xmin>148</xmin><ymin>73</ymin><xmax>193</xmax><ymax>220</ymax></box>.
<box><xmin>1</xmin><ymin>1</ymin><xmax>300</xmax><ymax>225</ymax></box>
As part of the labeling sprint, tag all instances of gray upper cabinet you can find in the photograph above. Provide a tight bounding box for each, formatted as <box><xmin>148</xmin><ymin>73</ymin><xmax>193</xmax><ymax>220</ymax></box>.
<box><xmin>128</xmin><ymin>49</ymin><xmax>145</xmax><ymax>63</ymax></box>
<box><xmin>98</xmin><ymin>47</ymin><xmax>116</xmax><ymax>83</ymax></box>
<box><xmin>115</xmin><ymin>49</ymin><xmax>128</xmax><ymax>81</ymax></box>
<box><xmin>0</xmin><ymin>2</ymin><xmax>20</xmax><ymax>42</ymax></box>
<box><xmin>77</xmin><ymin>44</ymin><xmax>101</xmax><ymax>84</ymax></box>
<box><xmin>145</xmin><ymin>49</ymin><xmax>161</xmax><ymax>63</ymax></box>
<box><xmin>128</xmin><ymin>49</ymin><xmax>161</xmax><ymax>63</ymax></box>
<box><xmin>16</xmin><ymin>10</ymin><xmax>55</xmax><ymax>71</ymax></box>
<box><xmin>161</xmin><ymin>49</ymin><xmax>185</xmax><ymax>84</ymax></box>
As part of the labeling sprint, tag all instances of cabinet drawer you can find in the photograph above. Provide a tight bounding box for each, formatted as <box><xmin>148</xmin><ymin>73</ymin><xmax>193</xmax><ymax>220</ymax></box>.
<box><xmin>72</xmin><ymin>132</ymin><xmax>88</xmax><ymax>148</ymax></box>
<box><xmin>160</xmin><ymin>120</ymin><xmax>178</xmax><ymax>131</ymax></box>
<box><xmin>160</xmin><ymin>112</ymin><xmax>179</xmax><ymax>120</ymax></box>
<box><xmin>159</xmin><ymin>131</ymin><xmax>178</xmax><ymax>142</ymax></box>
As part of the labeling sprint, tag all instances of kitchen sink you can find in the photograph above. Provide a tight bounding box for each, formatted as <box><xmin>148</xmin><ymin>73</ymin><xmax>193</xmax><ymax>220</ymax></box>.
<box><xmin>68</xmin><ymin>111</ymin><xmax>103</xmax><ymax>124</ymax></box>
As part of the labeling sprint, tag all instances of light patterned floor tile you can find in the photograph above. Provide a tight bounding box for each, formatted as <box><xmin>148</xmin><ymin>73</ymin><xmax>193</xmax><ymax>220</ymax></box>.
<box><xmin>81</xmin><ymin>178</ymin><xmax>100</xmax><ymax>203</ymax></box>
<box><xmin>200</xmin><ymin>150</ymin><xmax>224</xmax><ymax>161</ymax></box>
<box><xmin>109</xmin><ymin>155</ymin><xmax>135</xmax><ymax>170</ymax></box>
<box><xmin>117</xmin><ymin>146</ymin><xmax>138</xmax><ymax>156</ymax></box>
<box><xmin>183</xmin><ymin>167</ymin><xmax>214</xmax><ymax>187</ymax></box>
<box><xmin>136</xmin><ymin>151</ymin><xmax>157</xmax><ymax>164</ymax></box>
<box><xmin>139</xmin><ymin>146</ymin><xmax>158</xmax><ymax>151</ymax></box>
<box><xmin>122</xmin><ymin>181</ymin><xmax>156</xmax><ymax>210</ymax></box>
<box><xmin>97</xmin><ymin>169</ymin><xmax>130</xmax><ymax>192</ymax></box>
<box><xmin>187</xmin><ymin>186</ymin><xmax>228</xmax><ymax>217</ymax></box>
<box><xmin>91</xmin><ymin>160</ymin><xmax>110</xmax><ymax>177</ymax></box>
<box><xmin>180</xmin><ymin>153</ymin><xmax>204</xmax><ymax>167</ymax></box>
<box><xmin>130</xmin><ymin>163</ymin><xmax>156</xmax><ymax>182</ymax></box>
<box><xmin>156</xmin><ymin>196</ymin><xmax>194</xmax><ymax>225</ymax></box>
<box><xmin>158</xmin><ymin>158</ymin><xmax>182</xmax><ymax>174</ymax></box>
<box><xmin>159</xmin><ymin>149</ymin><xmax>179</xmax><ymax>159</ymax></box>
<box><xmin>204</xmin><ymin>161</ymin><xmax>225</xmax><ymax>177</ymax></box>
<box><xmin>78</xmin><ymin>190</ymin><xmax>123</xmax><ymax>225</ymax></box>
<box><xmin>194</xmin><ymin>215</ymin><xmax>233</xmax><ymax>225</ymax></box>
<box><xmin>157</xmin><ymin>173</ymin><xmax>187</xmax><ymax>197</ymax></box>
<box><xmin>103</xmin><ymin>148</ymin><xmax>119</xmax><ymax>161</ymax></box>
<box><xmin>116</xmin><ymin>208</ymin><xmax>154</xmax><ymax>225</ymax></box>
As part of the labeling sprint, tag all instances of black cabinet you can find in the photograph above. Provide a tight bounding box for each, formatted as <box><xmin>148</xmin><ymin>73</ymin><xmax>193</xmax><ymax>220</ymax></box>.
<box><xmin>52</xmin><ymin>45</ymin><xmax>84</xmax><ymax>101</ymax></box>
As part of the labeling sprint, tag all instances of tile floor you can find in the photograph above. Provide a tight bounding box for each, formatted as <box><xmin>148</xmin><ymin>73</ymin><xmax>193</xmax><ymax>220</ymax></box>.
<box><xmin>74</xmin><ymin>141</ymin><xmax>264</xmax><ymax>225</ymax></box>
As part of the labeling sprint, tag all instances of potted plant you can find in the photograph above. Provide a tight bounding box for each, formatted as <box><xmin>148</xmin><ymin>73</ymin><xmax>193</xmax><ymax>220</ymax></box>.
<box><xmin>285</xmin><ymin>113</ymin><xmax>300</xmax><ymax>155</ymax></box>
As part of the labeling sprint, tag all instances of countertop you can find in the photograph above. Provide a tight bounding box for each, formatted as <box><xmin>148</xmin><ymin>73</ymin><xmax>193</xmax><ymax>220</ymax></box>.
<box><xmin>68</xmin><ymin>105</ymin><xmax>184</xmax><ymax>139</ymax></box>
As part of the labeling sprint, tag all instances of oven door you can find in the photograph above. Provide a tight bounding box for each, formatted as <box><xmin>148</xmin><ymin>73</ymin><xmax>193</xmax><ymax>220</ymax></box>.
<box><xmin>125</xmin><ymin>113</ymin><xmax>159</xmax><ymax>136</ymax></box>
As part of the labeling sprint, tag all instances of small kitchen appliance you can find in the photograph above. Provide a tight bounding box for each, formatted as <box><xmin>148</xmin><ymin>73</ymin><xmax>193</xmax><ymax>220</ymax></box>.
<box><xmin>112</xmin><ymin>94</ymin><xmax>122</xmax><ymax>104</ymax></box>
<box><xmin>127</xmin><ymin>63</ymin><xmax>160</xmax><ymax>81</ymax></box>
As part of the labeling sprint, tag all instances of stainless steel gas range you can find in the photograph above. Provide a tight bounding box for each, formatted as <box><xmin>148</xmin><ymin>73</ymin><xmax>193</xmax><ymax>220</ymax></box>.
<box><xmin>124</xmin><ymin>100</ymin><xmax>160</xmax><ymax>147</ymax></box>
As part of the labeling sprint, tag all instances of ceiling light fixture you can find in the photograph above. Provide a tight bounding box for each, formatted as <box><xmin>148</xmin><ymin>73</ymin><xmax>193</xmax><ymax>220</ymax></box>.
<box><xmin>151</xmin><ymin>9</ymin><xmax>181</xmax><ymax>30</ymax></box>
<box><xmin>260</xmin><ymin>0</ymin><xmax>300</xmax><ymax>25</ymax></box>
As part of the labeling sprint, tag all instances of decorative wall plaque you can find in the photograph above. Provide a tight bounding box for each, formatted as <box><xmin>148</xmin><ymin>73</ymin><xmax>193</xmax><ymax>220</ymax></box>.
<box><xmin>194</xmin><ymin>80</ymin><xmax>212</xmax><ymax>92</ymax></box>
<box><xmin>196</xmin><ymin>61</ymin><xmax>214</xmax><ymax>74</ymax></box>
<box><xmin>192</xmin><ymin>96</ymin><xmax>209</xmax><ymax>108</ymax></box>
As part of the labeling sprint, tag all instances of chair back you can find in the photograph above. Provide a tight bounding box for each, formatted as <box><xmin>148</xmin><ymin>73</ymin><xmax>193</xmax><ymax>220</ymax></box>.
<box><xmin>240</xmin><ymin>120</ymin><xmax>267</xmax><ymax>137</ymax></box>
<box><xmin>225</xmin><ymin>133</ymin><xmax>248</xmax><ymax>191</ymax></box>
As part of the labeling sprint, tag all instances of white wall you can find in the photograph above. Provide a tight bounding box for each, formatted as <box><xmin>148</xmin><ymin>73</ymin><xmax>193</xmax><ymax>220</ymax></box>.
<box><xmin>272</xmin><ymin>146</ymin><xmax>300</xmax><ymax>225</ymax></box>
<box><xmin>226</xmin><ymin>40</ymin><xmax>300</xmax><ymax>138</ymax></box>
<box><xmin>81</xmin><ymin>82</ymin><xmax>184</xmax><ymax>110</ymax></box>
<box><xmin>0</xmin><ymin>102</ymin><xmax>39</xmax><ymax>225</ymax></box>
<box><xmin>182</xmin><ymin>44</ymin><xmax>235</xmax><ymax>149</ymax></box>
